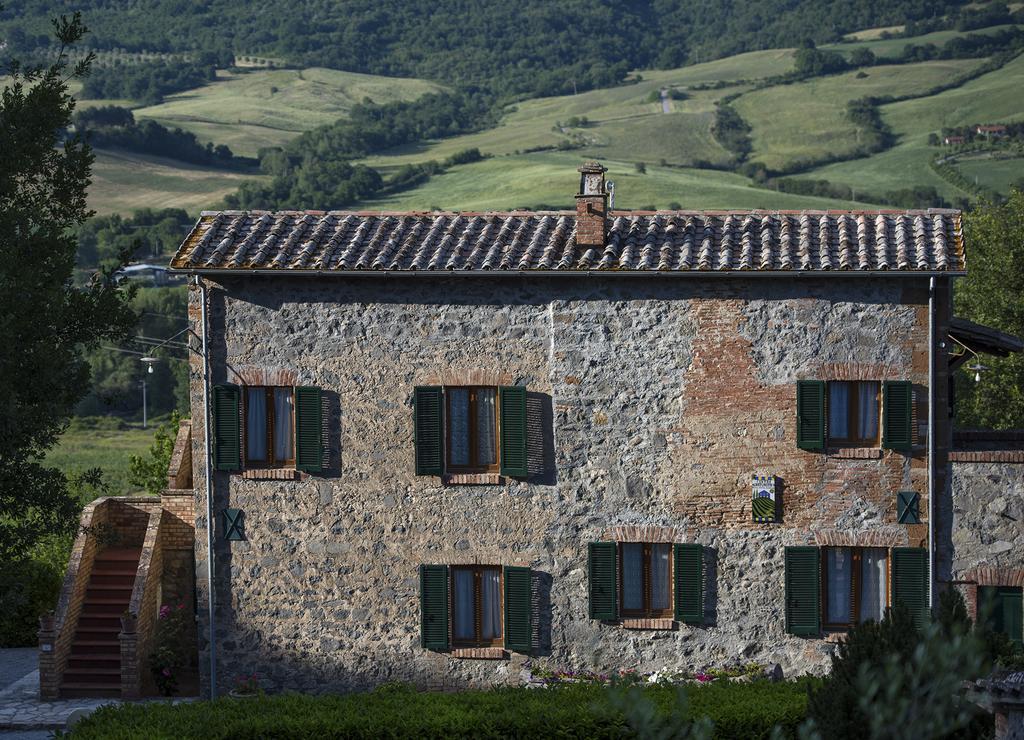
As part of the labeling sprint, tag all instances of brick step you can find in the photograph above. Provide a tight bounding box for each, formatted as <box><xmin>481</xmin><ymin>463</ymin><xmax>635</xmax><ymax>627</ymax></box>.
<box><xmin>86</xmin><ymin>586</ymin><xmax>133</xmax><ymax>599</ymax></box>
<box><xmin>82</xmin><ymin>602</ymin><xmax>128</xmax><ymax>616</ymax></box>
<box><xmin>63</xmin><ymin>667</ymin><xmax>121</xmax><ymax>681</ymax></box>
<box><xmin>68</xmin><ymin>655</ymin><xmax>120</xmax><ymax>670</ymax></box>
<box><xmin>90</xmin><ymin>563</ymin><xmax>138</xmax><ymax>576</ymax></box>
<box><xmin>96</xmin><ymin>547</ymin><xmax>142</xmax><ymax>561</ymax></box>
<box><xmin>70</xmin><ymin>640</ymin><xmax>120</xmax><ymax>655</ymax></box>
<box><xmin>88</xmin><ymin>574</ymin><xmax>136</xmax><ymax>588</ymax></box>
<box><xmin>83</xmin><ymin>596</ymin><xmax>132</xmax><ymax>606</ymax></box>
<box><xmin>77</xmin><ymin>615</ymin><xmax>121</xmax><ymax>630</ymax></box>
<box><xmin>61</xmin><ymin>683</ymin><xmax>121</xmax><ymax>698</ymax></box>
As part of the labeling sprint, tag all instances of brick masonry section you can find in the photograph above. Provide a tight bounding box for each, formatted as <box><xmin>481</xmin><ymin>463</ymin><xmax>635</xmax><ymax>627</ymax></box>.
<box><xmin>167</xmin><ymin>420</ymin><xmax>193</xmax><ymax>490</ymax></box>
<box><xmin>949</xmin><ymin>450</ymin><xmax>1024</xmax><ymax>463</ymax></box>
<box><xmin>814</xmin><ymin>529</ymin><xmax>909</xmax><ymax>547</ymax></box>
<box><xmin>230</xmin><ymin>366</ymin><xmax>299</xmax><ymax>386</ymax></box>
<box><xmin>601</xmin><ymin>525</ymin><xmax>681</xmax><ymax>543</ymax></box>
<box><xmin>620</xmin><ymin>619</ymin><xmax>677</xmax><ymax>630</ymax></box>
<box><xmin>449</xmin><ymin>648</ymin><xmax>508</xmax><ymax>660</ymax></box>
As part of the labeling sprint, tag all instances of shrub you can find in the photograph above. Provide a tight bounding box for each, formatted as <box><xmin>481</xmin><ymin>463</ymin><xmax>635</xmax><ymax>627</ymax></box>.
<box><xmin>0</xmin><ymin>535</ymin><xmax>71</xmax><ymax>647</ymax></box>
<box><xmin>149</xmin><ymin>601</ymin><xmax>191</xmax><ymax>696</ymax></box>
<box><xmin>64</xmin><ymin>680</ymin><xmax>812</xmax><ymax>738</ymax></box>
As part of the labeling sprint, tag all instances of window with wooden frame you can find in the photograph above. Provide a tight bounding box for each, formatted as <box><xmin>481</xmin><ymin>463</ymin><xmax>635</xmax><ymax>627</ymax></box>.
<box><xmin>450</xmin><ymin>565</ymin><xmax>503</xmax><ymax>647</ymax></box>
<box><xmin>822</xmin><ymin>546</ymin><xmax>888</xmax><ymax>628</ymax></box>
<box><xmin>446</xmin><ymin>387</ymin><xmax>499</xmax><ymax>473</ymax></box>
<box><xmin>244</xmin><ymin>386</ymin><xmax>295</xmax><ymax>468</ymax></box>
<box><xmin>620</xmin><ymin>542</ymin><xmax>673</xmax><ymax>618</ymax></box>
<box><xmin>413</xmin><ymin>385</ymin><xmax>528</xmax><ymax>478</ymax></box>
<box><xmin>827</xmin><ymin>381</ymin><xmax>880</xmax><ymax>447</ymax></box>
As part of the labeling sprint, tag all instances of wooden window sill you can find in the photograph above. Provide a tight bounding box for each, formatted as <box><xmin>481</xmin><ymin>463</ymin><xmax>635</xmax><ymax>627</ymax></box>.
<box><xmin>443</xmin><ymin>473</ymin><xmax>503</xmax><ymax>485</ymax></box>
<box><xmin>828</xmin><ymin>447</ymin><xmax>883</xmax><ymax>459</ymax></box>
<box><xmin>823</xmin><ymin>630</ymin><xmax>849</xmax><ymax>643</ymax></box>
<box><xmin>449</xmin><ymin>647</ymin><xmax>508</xmax><ymax>660</ymax></box>
<box><xmin>240</xmin><ymin>468</ymin><xmax>302</xmax><ymax>480</ymax></box>
<box><xmin>620</xmin><ymin>618</ymin><xmax>677</xmax><ymax>630</ymax></box>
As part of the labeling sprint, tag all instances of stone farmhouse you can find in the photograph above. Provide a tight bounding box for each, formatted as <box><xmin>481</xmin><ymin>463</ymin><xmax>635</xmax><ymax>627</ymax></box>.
<box><xmin>40</xmin><ymin>162</ymin><xmax>1024</xmax><ymax>701</ymax></box>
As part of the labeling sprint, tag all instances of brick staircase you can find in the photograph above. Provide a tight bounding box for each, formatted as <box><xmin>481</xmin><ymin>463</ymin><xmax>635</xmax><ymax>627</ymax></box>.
<box><xmin>60</xmin><ymin>547</ymin><xmax>141</xmax><ymax>698</ymax></box>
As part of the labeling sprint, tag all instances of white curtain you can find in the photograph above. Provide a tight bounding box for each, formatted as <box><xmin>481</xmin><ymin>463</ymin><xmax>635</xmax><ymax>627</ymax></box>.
<box><xmin>480</xmin><ymin>568</ymin><xmax>501</xmax><ymax>639</ymax></box>
<box><xmin>246</xmin><ymin>388</ymin><xmax>267</xmax><ymax>461</ymax></box>
<box><xmin>448</xmin><ymin>389</ymin><xmax>470</xmax><ymax>466</ymax></box>
<box><xmin>453</xmin><ymin>569</ymin><xmax>474</xmax><ymax>641</ymax></box>
<box><xmin>273</xmin><ymin>388</ymin><xmax>294</xmax><ymax>461</ymax></box>
<box><xmin>829</xmin><ymin>382</ymin><xmax>850</xmax><ymax>440</ymax></box>
<box><xmin>622</xmin><ymin>543</ymin><xmax>643</xmax><ymax>611</ymax></box>
<box><xmin>859</xmin><ymin>381</ymin><xmax>880</xmax><ymax>440</ymax></box>
<box><xmin>859</xmin><ymin>548</ymin><xmax>888</xmax><ymax>623</ymax></box>
<box><xmin>827</xmin><ymin>548</ymin><xmax>852</xmax><ymax>623</ymax></box>
<box><xmin>650</xmin><ymin>544</ymin><xmax>670</xmax><ymax>610</ymax></box>
<box><xmin>477</xmin><ymin>389</ymin><xmax>497</xmax><ymax>465</ymax></box>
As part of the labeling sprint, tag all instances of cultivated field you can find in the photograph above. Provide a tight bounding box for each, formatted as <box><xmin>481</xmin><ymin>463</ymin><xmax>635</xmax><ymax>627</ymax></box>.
<box><xmin>89</xmin><ymin>149</ymin><xmax>259</xmax><ymax>215</ymax></box>
<box><xmin>360</xmin><ymin>153</ymin><xmax>875</xmax><ymax>212</ymax></box>
<box><xmin>825</xmin><ymin>24</ymin><xmax>1017</xmax><ymax>58</ymax></box>
<box><xmin>732</xmin><ymin>58</ymin><xmax>987</xmax><ymax>172</ymax></box>
<box><xmin>133</xmin><ymin>67</ymin><xmax>444</xmax><ymax>157</ymax></box>
<box><xmin>46</xmin><ymin>422</ymin><xmax>156</xmax><ymax>496</ymax></box>
<box><xmin>802</xmin><ymin>51</ymin><xmax>1024</xmax><ymax>199</ymax></box>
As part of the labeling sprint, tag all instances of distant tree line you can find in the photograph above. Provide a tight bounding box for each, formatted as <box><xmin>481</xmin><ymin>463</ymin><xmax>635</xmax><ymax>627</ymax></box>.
<box><xmin>769</xmin><ymin>178</ymin><xmax>960</xmax><ymax>209</ymax></box>
<box><xmin>3</xmin><ymin>0</ymin><xmax>967</xmax><ymax>100</ymax></box>
<box><xmin>72</xmin><ymin>106</ymin><xmax>256</xmax><ymax>169</ymax></box>
<box><xmin>76</xmin><ymin>208</ymin><xmax>195</xmax><ymax>269</ymax></box>
<box><xmin>79</xmin><ymin>56</ymin><xmax>226</xmax><ymax>105</ymax></box>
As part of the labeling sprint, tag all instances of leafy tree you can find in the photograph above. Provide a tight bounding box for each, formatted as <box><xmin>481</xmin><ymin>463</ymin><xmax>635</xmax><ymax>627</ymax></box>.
<box><xmin>0</xmin><ymin>12</ymin><xmax>136</xmax><ymax>560</ymax></box>
<box><xmin>129</xmin><ymin>411</ymin><xmax>181</xmax><ymax>495</ymax></box>
<box><xmin>955</xmin><ymin>189</ymin><xmax>1024</xmax><ymax>428</ymax></box>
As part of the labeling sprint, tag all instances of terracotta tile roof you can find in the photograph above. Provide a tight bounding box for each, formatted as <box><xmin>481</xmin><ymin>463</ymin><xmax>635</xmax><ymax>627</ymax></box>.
<box><xmin>170</xmin><ymin>209</ymin><xmax>965</xmax><ymax>274</ymax></box>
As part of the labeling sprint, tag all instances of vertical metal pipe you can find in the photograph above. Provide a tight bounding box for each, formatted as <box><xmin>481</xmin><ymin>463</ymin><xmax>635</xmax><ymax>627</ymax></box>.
<box><xmin>196</xmin><ymin>275</ymin><xmax>217</xmax><ymax>698</ymax></box>
<box><xmin>928</xmin><ymin>276</ymin><xmax>936</xmax><ymax>610</ymax></box>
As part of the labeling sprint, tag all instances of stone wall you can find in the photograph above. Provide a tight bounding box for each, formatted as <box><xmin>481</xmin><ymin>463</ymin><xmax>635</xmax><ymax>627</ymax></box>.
<box><xmin>187</xmin><ymin>275</ymin><xmax>944</xmax><ymax>695</ymax></box>
<box><xmin>948</xmin><ymin>436</ymin><xmax>1024</xmax><ymax>619</ymax></box>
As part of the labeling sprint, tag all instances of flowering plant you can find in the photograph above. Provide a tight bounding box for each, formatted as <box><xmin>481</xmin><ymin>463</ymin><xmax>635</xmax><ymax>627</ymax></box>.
<box><xmin>530</xmin><ymin>662</ymin><xmax>764</xmax><ymax>686</ymax></box>
<box><xmin>234</xmin><ymin>673</ymin><xmax>261</xmax><ymax>696</ymax></box>
<box><xmin>149</xmin><ymin>602</ymin><xmax>189</xmax><ymax>696</ymax></box>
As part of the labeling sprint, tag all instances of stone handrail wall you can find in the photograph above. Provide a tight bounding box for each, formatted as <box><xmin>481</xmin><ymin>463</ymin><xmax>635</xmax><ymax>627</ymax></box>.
<box><xmin>166</xmin><ymin>419</ymin><xmax>193</xmax><ymax>490</ymax></box>
<box><xmin>121</xmin><ymin>505</ymin><xmax>164</xmax><ymax>699</ymax></box>
<box><xmin>39</xmin><ymin>498</ymin><xmax>110</xmax><ymax>700</ymax></box>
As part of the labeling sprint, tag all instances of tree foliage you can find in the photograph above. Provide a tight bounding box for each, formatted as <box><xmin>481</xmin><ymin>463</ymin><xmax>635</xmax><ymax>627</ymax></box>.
<box><xmin>128</xmin><ymin>411</ymin><xmax>181</xmax><ymax>496</ymax></box>
<box><xmin>0</xmin><ymin>12</ymin><xmax>136</xmax><ymax>560</ymax></box>
<box><xmin>955</xmin><ymin>189</ymin><xmax>1024</xmax><ymax>429</ymax></box>
<box><xmin>2</xmin><ymin>1</ymin><xmax>965</xmax><ymax>99</ymax></box>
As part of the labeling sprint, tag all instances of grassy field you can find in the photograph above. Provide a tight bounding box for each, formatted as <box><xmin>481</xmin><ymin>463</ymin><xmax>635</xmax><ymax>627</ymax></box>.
<box><xmin>360</xmin><ymin>152</ymin><xmax>876</xmax><ymax>212</ymax></box>
<box><xmin>825</xmin><ymin>24</ymin><xmax>1017</xmax><ymax>58</ymax></box>
<box><xmin>361</xmin><ymin>50</ymin><xmax>796</xmax><ymax>171</ymax></box>
<box><xmin>802</xmin><ymin>52</ymin><xmax>1024</xmax><ymax>199</ymax></box>
<box><xmin>89</xmin><ymin>149</ymin><xmax>259</xmax><ymax>215</ymax></box>
<box><xmin>46</xmin><ymin>421</ymin><xmax>157</xmax><ymax>496</ymax></box>
<box><xmin>733</xmin><ymin>58</ymin><xmax>986</xmax><ymax>171</ymax></box>
<box><xmin>133</xmin><ymin>67</ymin><xmax>444</xmax><ymax>157</ymax></box>
<box><xmin>953</xmin><ymin>153</ymin><xmax>1024</xmax><ymax>191</ymax></box>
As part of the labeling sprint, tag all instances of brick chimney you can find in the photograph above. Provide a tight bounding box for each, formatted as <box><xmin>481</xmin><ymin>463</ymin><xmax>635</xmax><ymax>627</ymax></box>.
<box><xmin>575</xmin><ymin>161</ymin><xmax>608</xmax><ymax>251</ymax></box>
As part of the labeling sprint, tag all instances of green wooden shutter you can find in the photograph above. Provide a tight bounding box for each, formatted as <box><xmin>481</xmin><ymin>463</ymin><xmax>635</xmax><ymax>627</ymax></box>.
<box><xmin>413</xmin><ymin>386</ymin><xmax>443</xmax><ymax>475</ymax></box>
<box><xmin>212</xmin><ymin>384</ymin><xmax>241</xmax><ymax>471</ymax></box>
<box><xmin>674</xmin><ymin>544</ymin><xmax>704</xmax><ymax>625</ymax></box>
<box><xmin>588</xmin><ymin>542</ymin><xmax>618</xmax><ymax>620</ymax></box>
<box><xmin>979</xmin><ymin>586</ymin><xmax>1022</xmax><ymax>649</ymax></box>
<box><xmin>503</xmin><ymin>566</ymin><xmax>532</xmax><ymax>653</ymax></box>
<box><xmin>797</xmin><ymin>380</ymin><xmax>825</xmax><ymax>451</ymax></box>
<box><xmin>892</xmin><ymin>547</ymin><xmax>928</xmax><ymax>627</ymax></box>
<box><xmin>883</xmin><ymin>381</ymin><xmax>914</xmax><ymax>451</ymax></box>
<box><xmin>294</xmin><ymin>386</ymin><xmax>323</xmax><ymax>472</ymax></box>
<box><xmin>785</xmin><ymin>546</ymin><xmax>820</xmax><ymax>636</ymax></box>
<box><xmin>419</xmin><ymin>564</ymin><xmax>449</xmax><ymax>650</ymax></box>
<box><xmin>499</xmin><ymin>386</ymin><xmax>528</xmax><ymax>478</ymax></box>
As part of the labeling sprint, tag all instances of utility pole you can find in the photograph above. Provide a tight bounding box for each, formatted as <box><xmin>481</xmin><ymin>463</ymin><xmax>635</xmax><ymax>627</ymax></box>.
<box><xmin>140</xmin><ymin>379</ymin><xmax>148</xmax><ymax>429</ymax></box>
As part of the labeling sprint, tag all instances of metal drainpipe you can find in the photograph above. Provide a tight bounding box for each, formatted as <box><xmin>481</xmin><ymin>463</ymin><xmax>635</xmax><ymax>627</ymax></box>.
<box><xmin>928</xmin><ymin>276</ymin><xmax>936</xmax><ymax>610</ymax></box>
<box><xmin>196</xmin><ymin>275</ymin><xmax>217</xmax><ymax>699</ymax></box>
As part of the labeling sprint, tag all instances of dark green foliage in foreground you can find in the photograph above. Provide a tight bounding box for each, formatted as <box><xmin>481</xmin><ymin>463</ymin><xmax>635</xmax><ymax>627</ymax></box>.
<box><xmin>955</xmin><ymin>190</ymin><xmax>1024</xmax><ymax>429</ymax></box>
<box><xmin>808</xmin><ymin>596</ymin><xmax>996</xmax><ymax>740</ymax></box>
<box><xmin>0</xmin><ymin>12</ymin><xmax>136</xmax><ymax>561</ymax></box>
<box><xmin>64</xmin><ymin>679</ymin><xmax>813</xmax><ymax>739</ymax></box>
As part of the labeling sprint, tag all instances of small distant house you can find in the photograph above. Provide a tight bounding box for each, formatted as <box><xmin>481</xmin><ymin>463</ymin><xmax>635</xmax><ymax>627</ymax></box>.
<box><xmin>115</xmin><ymin>263</ymin><xmax>184</xmax><ymax>287</ymax></box>
<box><xmin>975</xmin><ymin>125</ymin><xmax>1007</xmax><ymax>138</ymax></box>
<box><xmin>944</xmin><ymin>135</ymin><xmax>966</xmax><ymax>146</ymax></box>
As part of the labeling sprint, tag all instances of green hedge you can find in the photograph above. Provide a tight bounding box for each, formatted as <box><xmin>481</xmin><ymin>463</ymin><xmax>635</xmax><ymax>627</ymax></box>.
<box><xmin>65</xmin><ymin>680</ymin><xmax>813</xmax><ymax>739</ymax></box>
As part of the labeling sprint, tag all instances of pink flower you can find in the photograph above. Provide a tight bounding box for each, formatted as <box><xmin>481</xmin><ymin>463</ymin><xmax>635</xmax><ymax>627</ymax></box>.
<box><xmin>158</xmin><ymin>605</ymin><xmax>171</xmax><ymax>619</ymax></box>
<box><xmin>162</xmin><ymin>668</ymin><xmax>172</xmax><ymax>677</ymax></box>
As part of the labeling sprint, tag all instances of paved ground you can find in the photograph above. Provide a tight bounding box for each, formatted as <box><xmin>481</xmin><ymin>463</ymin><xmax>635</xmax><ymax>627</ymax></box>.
<box><xmin>0</xmin><ymin>649</ymin><xmax>198</xmax><ymax>732</ymax></box>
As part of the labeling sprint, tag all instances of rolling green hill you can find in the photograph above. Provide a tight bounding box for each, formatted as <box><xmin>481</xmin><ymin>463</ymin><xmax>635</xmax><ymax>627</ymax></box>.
<box><xmin>133</xmin><ymin>68</ymin><xmax>444</xmax><ymax>157</ymax></box>
<box><xmin>801</xmin><ymin>50</ymin><xmax>1024</xmax><ymax>199</ymax></box>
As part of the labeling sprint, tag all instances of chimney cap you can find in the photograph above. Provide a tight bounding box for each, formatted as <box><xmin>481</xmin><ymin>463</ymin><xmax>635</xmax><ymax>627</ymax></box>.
<box><xmin>577</xmin><ymin>161</ymin><xmax>607</xmax><ymax>174</ymax></box>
